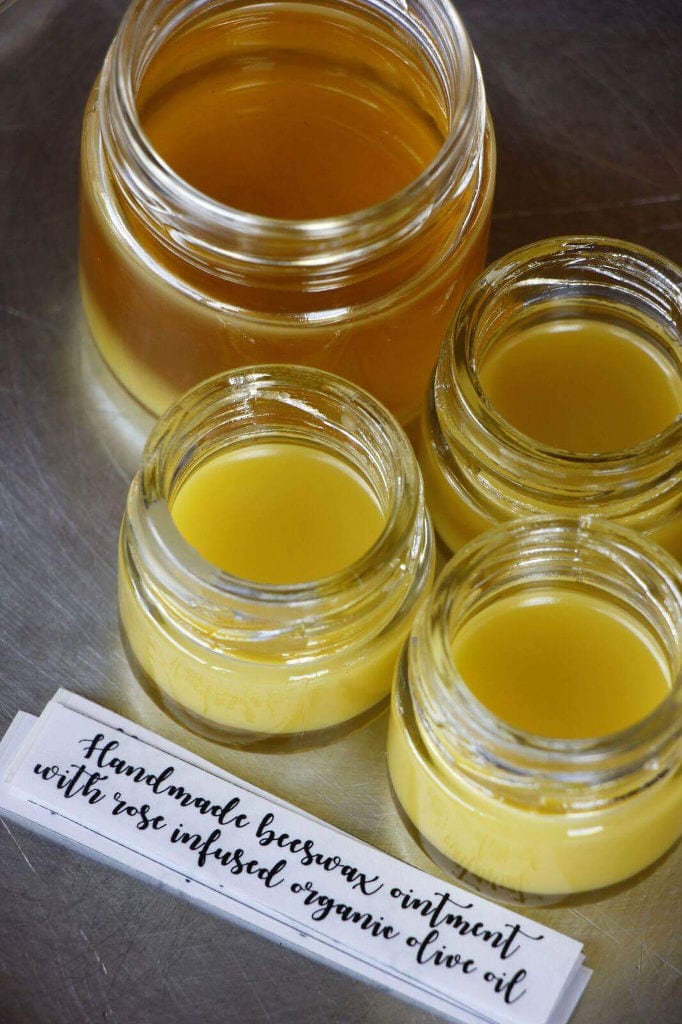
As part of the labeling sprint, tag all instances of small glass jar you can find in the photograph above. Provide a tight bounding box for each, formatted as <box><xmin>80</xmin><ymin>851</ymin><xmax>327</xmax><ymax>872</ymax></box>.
<box><xmin>119</xmin><ymin>365</ymin><xmax>434</xmax><ymax>750</ymax></box>
<box><xmin>388</xmin><ymin>517</ymin><xmax>682</xmax><ymax>903</ymax></box>
<box><xmin>420</xmin><ymin>237</ymin><xmax>682</xmax><ymax>559</ymax></box>
<box><xmin>79</xmin><ymin>0</ymin><xmax>495</xmax><ymax>427</ymax></box>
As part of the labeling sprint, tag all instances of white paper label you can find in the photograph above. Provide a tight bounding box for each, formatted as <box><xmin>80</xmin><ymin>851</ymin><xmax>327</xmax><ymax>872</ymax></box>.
<box><xmin>0</xmin><ymin>691</ymin><xmax>590</xmax><ymax>1024</ymax></box>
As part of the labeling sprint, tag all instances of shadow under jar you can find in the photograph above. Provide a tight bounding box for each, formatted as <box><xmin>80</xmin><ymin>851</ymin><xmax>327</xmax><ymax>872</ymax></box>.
<box><xmin>419</xmin><ymin>237</ymin><xmax>682</xmax><ymax>559</ymax></box>
<box><xmin>119</xmin><ymin>365</ymin><xmax>434</xmax><ymax>750</ymax></box>
<box><xmin>388</xmin><ymin>517</ymin><xmax>682</xmax><ymax>904</ymax></box>
<box><xmin>79</xmin><ymin>0</ymin><xmax>495</xmax><ymax>427</ymax></box>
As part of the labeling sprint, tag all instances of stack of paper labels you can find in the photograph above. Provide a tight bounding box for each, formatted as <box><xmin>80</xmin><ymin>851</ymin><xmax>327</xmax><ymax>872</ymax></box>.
<box><xmin>0</xmin><ymin>690</ymin><xmax>591</xmax><ymax>1024</ymax></box>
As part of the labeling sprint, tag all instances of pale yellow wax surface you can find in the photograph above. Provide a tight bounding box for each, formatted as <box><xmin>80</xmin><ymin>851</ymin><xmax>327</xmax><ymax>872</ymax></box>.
<box><xmin>451</xmin><ymin>589</ymin><xmax>670</xmax><ymax>739</ymax></box>
<box><xmin>170</xmin><ymin>443</ymin><xmax>384</xmax><ymax>584</ymax></box>
<box><xmin>479</xmin><ymin>319</ymin><xmax>681</xmax><ymax>454</ymax></box>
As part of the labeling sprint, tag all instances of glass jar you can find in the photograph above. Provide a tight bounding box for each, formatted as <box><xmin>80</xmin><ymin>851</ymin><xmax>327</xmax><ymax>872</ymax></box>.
<box><xmin>420</xmin><ymin>237</ymin><xmax>682</xmax><ymax>559</ymax></box>
<box><xmin>79</xmin><ymin>0</ymin><xmax>495</xmax><ymax>427</ymax></box>
<box><xmin>119</xmin><ymin>365</ymin><xmax>434</xmax><ymax>749</ymax></box>
<box><xmin>388</xmin><ymin>517</ymin><xmax>682</xmax><ymax>903</ymax></box>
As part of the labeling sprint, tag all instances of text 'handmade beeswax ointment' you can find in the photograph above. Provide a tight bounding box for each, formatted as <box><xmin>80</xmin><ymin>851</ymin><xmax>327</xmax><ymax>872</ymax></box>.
<box><xmin>119</xmin><ymin>366</ymin><xmax>433</xmax><ymax>749</ymax></box>
<box><xmin>387</xmin><ymin>518</ymin><xmax>682</xmax><ymax>902</ymax></box>
<box><xmin>420</xmin><ymin>237</ymin><xmax>682</xmax><ymax>559</ymax></box>
<box><xmin>79</xmin><ymin>0</ymin><xmax>495</xmax><ymax>425</ymax></box>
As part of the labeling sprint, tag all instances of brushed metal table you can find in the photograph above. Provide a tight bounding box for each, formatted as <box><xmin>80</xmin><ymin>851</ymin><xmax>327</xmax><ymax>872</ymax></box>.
<box><xmin>1</xmin><ymin>2</ymin><xmax>680</xmax><ymax>1022</ymax></box>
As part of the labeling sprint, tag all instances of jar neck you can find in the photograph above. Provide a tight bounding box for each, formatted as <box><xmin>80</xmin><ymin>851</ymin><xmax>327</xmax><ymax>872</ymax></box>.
<box><xmin>408</xmin><ymin>518</ymin><xmax>682</xmax><ymax>810</ymax></box>
<box><xmin>124</xmin><ymin>365</ymin><xmax>432</xmax><ymax>658</ymax></box>
<box><xmin>434</xmin><ymin>237</ymin><xmax>682</xmax><ymax>519</ymax></box>
<box><xmin>99</xmin><ymin>0</ymin><xmax>486</xmax><ymax>286</ymax></box>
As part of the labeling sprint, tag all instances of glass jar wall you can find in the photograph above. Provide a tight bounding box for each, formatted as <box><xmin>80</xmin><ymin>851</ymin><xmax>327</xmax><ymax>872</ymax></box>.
<box><xmin>420</xmin><ymin>237</ymin><xmax>682</xmax><ymax>559</ymax></box>
<box><xmin>119</xmin><ymin>365</ymin><xmax>434</xmax><ymax>750</ymax></box>
<box><xmin>388</xmin><ymin>518</ymin><xmax>682</xmax><ymax>902</ymax></box>
<box><xmin>80</xmin><ymin>0</ymin><xmax>495</xmax><ymax>426</ymax></box>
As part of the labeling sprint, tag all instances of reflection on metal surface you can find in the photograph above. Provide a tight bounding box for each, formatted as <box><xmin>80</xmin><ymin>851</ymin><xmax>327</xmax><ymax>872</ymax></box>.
<box><xmin>73</xmin><ymin>302</ymin><xmax>152</xmax><ymax>478</ymax></box>
<box><xmin>0</xmin><ymin>0</ymin><xmax>61</xmax><ymax>60</ymax></box>
<box><xmin>1</xmin><ymin>1</ymin><xmax>681</xmax><ymax>1022</ymax></box>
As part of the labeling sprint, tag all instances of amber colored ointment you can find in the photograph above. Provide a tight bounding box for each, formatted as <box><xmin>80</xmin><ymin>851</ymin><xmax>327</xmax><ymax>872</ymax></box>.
<box><xmin>479</xmin><ymin>320</ymin><xmax>682</xmax><ymax>454</ymax></box>
<box><xmin>80</xmin><ymin>1</ymin><xmax>494</xmax><ymax>423</ymax></box>
<box><xmin>138</xmin><ymin>18</ymin><xmax>440</xmax><ymax>221</ymax></box>
<box><xmin>170</xmin><ymin>443</ymin><xmax>385</xmax><ymax>585</ymax></box>
<box><xmin>451</xmin><ymin>589</ymin><xmax>670</xmax><ymax>739</ymax></box>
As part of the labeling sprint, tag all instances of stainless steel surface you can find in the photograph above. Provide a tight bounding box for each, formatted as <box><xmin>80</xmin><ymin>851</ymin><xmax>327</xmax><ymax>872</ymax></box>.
<box><xmin>1</xmin><ymin>1</ymin><xmax>680</xmax><ymax>1022</ymax></box>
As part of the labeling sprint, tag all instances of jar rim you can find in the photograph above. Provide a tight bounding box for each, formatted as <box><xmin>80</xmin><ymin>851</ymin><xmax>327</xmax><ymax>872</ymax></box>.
<box><xmin>88</xmin><ymin>106</ymin><xmax>494</xmax><ymax>329</ymax></box>
<box><xmin>102</xmin><ymin>0</ymin><xmax>485</xmax><ymax>263</ymax></box>
<box><xmin>124</xmin><ymin>365</ymin><xmax>431</xmax><ymax>658</ymax></box>
<box><xmin>410</xmin><ymin>516</ymin><xmax>682</xmax><ymax>791</ymax></box>
<box><xmin>436</xmin><ymin>236</ymin><xmax>682</xmax><ymax>504</ymax></box>
<box><xmin>438</xmin><ymin>235</ymin><xmax>675</xmax><ymax>464</ymax></box>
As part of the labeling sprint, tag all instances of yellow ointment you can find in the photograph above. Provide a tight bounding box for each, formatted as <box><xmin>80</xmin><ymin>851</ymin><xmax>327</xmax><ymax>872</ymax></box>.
<box><xmin>479</xmin><ymin>320</ymin><xmax>682</xmax><ymax>454</ymax></box>
<box><xmin>387</xmin><ymin>675</ymin><xmax>682</xmax><ymax>897</ymax></box>
<box><xmin>388</xmin><ymin>518</ymin><xmax>682</xmax><ymax>898</ymax></box>
<box><xmin>420</xmin><ymin>317</ymin><xmax>682</xmax><ymax>558</ymax></box>
<box><xmin>121</xmin><ymin>444</ymin><xmax>392</xmax><ymax>738</ymax></box>
<box><xmin>119</xmin><ymin>368</ymin><xmax>434</xmax><ymax>749</ymax></box>
<box><xmin>120</xmin><ymin>555</ymin><xmax>414</xmax><ymax>740</ymax></box>
<box><xmin>170</xmin><ymin>443</ymin><xmax>385</xmax><ymax>585</ymax></box>
<box><xmin>450</xmin><ymin>589</ymin><xmax>671</xmax><ymax>739</ymax></box>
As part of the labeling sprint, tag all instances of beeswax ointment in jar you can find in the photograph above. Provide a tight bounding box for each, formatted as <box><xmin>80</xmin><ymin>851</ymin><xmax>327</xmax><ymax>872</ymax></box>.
<box><xmin>388</xmin><ymin>518</ymin><xmax>682</xmax><ymax>902</ymax></box>
<box><xmin>80</xmin><ymin>0</ymin><xmax>495</xmax><ymax>426</ymax></box>
<box><xmin>420</xmin><ymin>237</ymin><xmax>682</xmax><ymax>558</ymax></box>
<box><xmin>119</xmin><ymin>366</ymin><xmax>434</xmax><ymax>749</ymax></box>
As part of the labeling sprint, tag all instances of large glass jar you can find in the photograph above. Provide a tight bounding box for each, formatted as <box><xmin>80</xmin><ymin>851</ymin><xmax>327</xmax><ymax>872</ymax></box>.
<box><xmin>80</xmin><ymin>0</ymin><xmax>495</xmax><ymax>426</ymax></box>
<box><xmin>119</xmin><ymin>365</ymin><xmax>434</xmax><ymax>750</ymax></box>
<box><xmin>420</xmin><ymin>237</ymin><xmax>682</xmax><ymax>559</ymax></box>
<box><xmin>388</xmin><ymin>517</ymin><xmax>682</xmax><ymax>902</ymax></box>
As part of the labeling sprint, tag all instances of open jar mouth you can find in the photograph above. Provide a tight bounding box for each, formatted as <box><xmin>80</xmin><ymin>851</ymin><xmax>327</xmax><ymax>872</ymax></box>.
<box><xmin>124</xmin><ymin>364</ymin><xmax>431</xmax><ymax>653</ymax></box>
<box><xmin>410</xmin><ymin>517</ymin><xmax>682</xmax><ymax>803</ymax></box>
<box><xmin>436</xmin><ymin>236</ymin><xmax>682</xmax><ymax>503</ymax></box>
<box><xmin>100</xmin><ymin>0</ymin><xmax>486</xmax><ymax>267</ymax></box>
